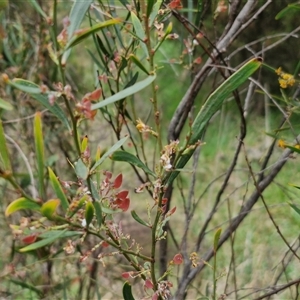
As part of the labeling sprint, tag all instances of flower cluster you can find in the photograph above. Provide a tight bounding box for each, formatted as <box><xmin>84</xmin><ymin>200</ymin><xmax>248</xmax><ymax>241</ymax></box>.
<box><xmin>160</xmin><ymin>140</ymin><xmax>179</xmax><ymax>171</ymax></box>
<box><xmin>136</xmin><ymin>118</ymin><xmax>158</xmax><ymax>137</ymax></box>
<box><xmin>275</xmin><ymin>67</ymin><xmax>296</xmax><ymax>88</ymax></box>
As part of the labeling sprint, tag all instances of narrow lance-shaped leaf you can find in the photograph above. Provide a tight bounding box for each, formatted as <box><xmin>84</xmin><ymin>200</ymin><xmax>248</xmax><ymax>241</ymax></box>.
<box><xmin>166</xmin><ymin>57</ymin><xmax>262</xmax><ymax>186</ymax></box>
<box><xmin>111</xmin><ymin>150</ymin><xmax>156</xmax><ymax>177</ymax></box>
<box><xmin>90</xmin><ymin>136</ymin><xmax>129</xmax><ymax>172</ymax></box>
<box><xmin>34</xmin><ymin>112</ymin><xmax>46</xmax><ymax>200</ymax></box>
<box><xmin>289</xmin><ymin>202</ymin><xmax>300</xmax><ymax>216</ymax></box>
<box><xmin>0</xmin><ymin>120</ymin><xmax>11</xmax><ymax>172</ymax></box>
<box><xmin>85</xmin><ymin>201</ymin><xmax>95</xmax><ymax>228</ymax></box>
<box><xmin>213</xmin><ymin>228</ymin><xmax>222</xmax><ymax>253</ymax></box>
<box><xmin>65</xmin><ymin>18</ymin><xmax>122</xmax><ymax>50</ymax></box>
<box><xmin>28</xmin><ymin>0</ymin><xmax>48</xmax><ymax>19</ymax></box>
<box><xmin>8</xmin><ymin>79</ymin><xmax>71</xmax><ymax>131</ymax></box>
<box><xmin>131</xmin><ymin>210</ymin><xmax>150</xmax><ymax>227</ymax></box>
<box><xmin>5</xmin><ymin>197</ymin><xmax>41</xmax><ymax>216</ymax></box>
<box><xmin>131</xmin><ymin>12</ymin><xmax>148</xmax><ymax>58</ymax></box>
<box><xmin>48</xmin><ymin>167</ymin><xmax>69</xmax><ymax>211</ymax></box>
<box><xmin>62</xmin><ymin>0</ymin><xmax>93</xmax><ymax>63</ymax></box>
<box><xmin>149</xmin><ymin>0</ymin><xmax>163</xmax><ymax>26</ymax></box>
<box><xmin>129</xmin><ymin>54</ymin><xmax>149</xmax><ymax>75</ymax></box>
<box><xmin>19</xmin><ymin>230</ymin><xmax>67</xmax><ymax>252</ymax></box>
<box><xmin>93</xmin><ymin>201</ymin><xmax>102</xmax><ymax>226</ymax></box>
<box><xmin>91</xmin><ymin>74</ymin><xmax>156</xmax><ymax>110</ymax></box>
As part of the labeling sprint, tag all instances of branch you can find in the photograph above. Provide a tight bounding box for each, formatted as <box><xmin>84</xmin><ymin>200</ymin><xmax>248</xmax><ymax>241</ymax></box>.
<box><xmin>174</xmin><ymin>139</ymin><xmax>298</xmax><ymax>299</ymax></box>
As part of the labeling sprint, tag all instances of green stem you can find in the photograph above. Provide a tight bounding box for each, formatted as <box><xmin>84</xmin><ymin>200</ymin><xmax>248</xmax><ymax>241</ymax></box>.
<box><xmin>50</xmin><ymin>0</ymin><xmax>81</xmax><ymax>157</ymax></box>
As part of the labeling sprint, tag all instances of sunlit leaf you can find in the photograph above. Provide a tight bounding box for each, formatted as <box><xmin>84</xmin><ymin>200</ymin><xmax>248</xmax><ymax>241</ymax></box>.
<box><xmin>90</xmin><ymin>136</ymin><xmax>129</xmax><ymax>172</ymax></box>
<box><xmin>85</xmin><ymin>201</ymin><xmax>95</xmax><ymax>228</ymax></box>
<box><xmin>213</xmin><ymin>228</ymin><xmax>222</xmax><ymax>252</ymax></box>
<box><xmin>34</xmin><ymin>112</ymin><xmax>46</xmax><ymax>200</ymax></box>
<box><xmin>65</xmin><ymin>18</ymin><xmax>122</xmax><ymax>50</ymax></box>
<box><xmin>91</xmin><ymin>75</ymin><xmax>156</xmax><ymax>110</ymax></box>
<box><xmin>41</xmin><ymin>199</ymin><xmax>60</xmax><ymax>219</ymax></box>
<box><xmin>0</xmin><ymin>98</ymin><xmax>13</xmax><ymax>110</ymax></box>
<box><xmin>19</xmin><ymin>230</ymin><xmax>67</xmax><ymax>252</ymax></box>
<box><xmin>48</xmin><ymin>167</ymin><xmax>69</xmax><ymax>211</ymax></box>
<box><xmin>111</xmin><ymin>150</ymin><xmax>156</xmax><ymax>177</ymax></box>
<box><xmin>5</xmin><ymin>197</ymin><xmax>41</xmax><ymax>216</ymax></box>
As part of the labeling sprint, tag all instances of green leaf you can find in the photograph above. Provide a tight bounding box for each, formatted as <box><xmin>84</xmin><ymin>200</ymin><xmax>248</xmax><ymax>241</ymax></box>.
<box><xmin>19</xmin><ymin>230</ymin><xmax>67</xmax><ymax>252</ymax></box>
<box><xmin>167</xmin><ymin>57</ymin><xmax>262</xmax><ymax>185</ymax></box>
<box><xmin>93</xmin><ymin>201</ymin><xmax>102</xmax><ymax>226</ymax></box>
<box><xmin>213</xmin><ymin>228</ymin><xmax>222</xmax><ymax>252</ymax></box>
<box><xmin>41</xmin><ymin>199</ymin><xmax>60</xmax><ymax>219</ymax></box>
<box><xmin>285</xmin><ymin>145</ymin><xmax>300</xmax><ymax>154</ymax></box>
<box><xmin>0</xmin><ymin>97</ymin><xmax>13</xmax><ymax>110</ymax></box>
<box><xmin>28</xmin><ymin>0</ymin><xmax>48</xmax><ymax>19</ymax></box>
<box><xmin>147</xmin><ymin>0</ymin><xmax>156</xmax><ymax>17</ymax></box>
<box><xmin>111</xmin><ymin>150</ymin><xmax>156</xmax><ymax>177</ymax></box>
<box><xmin>75</xmin><ymin>158</ymin><xmax>89</xmax><ymax>180</ymax></box>
<box><xmin>123</xmin><ymin>282</ymin><xmax>135</xmax><ymax>300</ymax></box>
<box><xmin>91</xmin><ymin>74</ymin><xmax>156</xmax><ymax>110</ymax></box>
<box><xmin>5</xmin><ymin>197</ymin><xmax>41</xmax><ymax>216</ymax></box>
<box><xmin>149</xmin><ymin>0</ymin><xmax>163</xmax><ymax>26</ymax></box>
<box><xmin>289</xmin><ymin>202</ymin><xmax>300</xmax><ymax>215</ymax></box>
<box><xmin>129</xmin><ymin>54</ymin><xmax>149</xmax><ymax>75</ymax></box>
<box><xmin>289</xmin><ymin>183</ymin><xmax>300</xmax><ymax>190</ymax></box>
<box><xmin>85</xmin><ymin>201</ymin><xmax>95</xmax><ymax>228</ymax></box>
<box><xmin>34</xmin><ymin>112</ymin><xmax>46</xmax><ymax>200</ymax></box>
<box><xmin>62</xmin><ymin>0</ymin><xmax>93</xmax><ymax>63</ymax></box>
<box><xmin>131</xmin><ymin>210</ymin><xmax>150</xmax><ymax>227</ymax></box>
<box><xmin>131</xmin><ymin>12</ymin><xmax>148</xmax><ymax>58</ymax></box>
<box><xmin>65</xmin><ymin>18</ymin><xmax>122</xmax><ymax>50</ymax></box>
<box><xmin>39</xmin><ymin>230</ymin><xmax>82</xmax><ymax>239</ymax></box>
<box><xmin>90</xmin><ymin>136</ymin><xmax>129</xmax><ymax>172</ymax></box>
<box><xmin>0</xmin><ymin>120</ymin><xmax>11</xmax><ymax>171</ymax></box>
<box><xmin>48</xmin><ymin>167</ymin><xmax>69</xmax><ymax>211</ymax></box>
<box><xmin>9</xmin><ymin>79</ymin><xmax>71</xmax><ymax>131</ymax></box>
<box><xmin>275</xmin><ymin>3</ymin><xmax>300</xmax><ymax>20</ymax></box>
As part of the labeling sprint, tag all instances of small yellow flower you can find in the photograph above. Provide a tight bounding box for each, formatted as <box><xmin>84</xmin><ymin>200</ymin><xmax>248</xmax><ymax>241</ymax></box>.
<box><xmin>278</xmin><ymin>139</ymin><xmax>287</xmax><ymax>149</ymax></box>
<box><xmin>276</xmin><ymin>67</ymin><xmax>295</xmax><ymax>88</ymax></box>
<box><xmin>136</xmin><ymin>118</ymin><xmax>147</xmax><ymax>132</ymax></box>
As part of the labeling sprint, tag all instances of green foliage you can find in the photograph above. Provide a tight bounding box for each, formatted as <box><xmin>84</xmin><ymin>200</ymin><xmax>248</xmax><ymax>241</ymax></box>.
<box><xmin>1</xmin><ymin>1</ymin><xmax>300</xmax><ymax>299</ymax></box>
